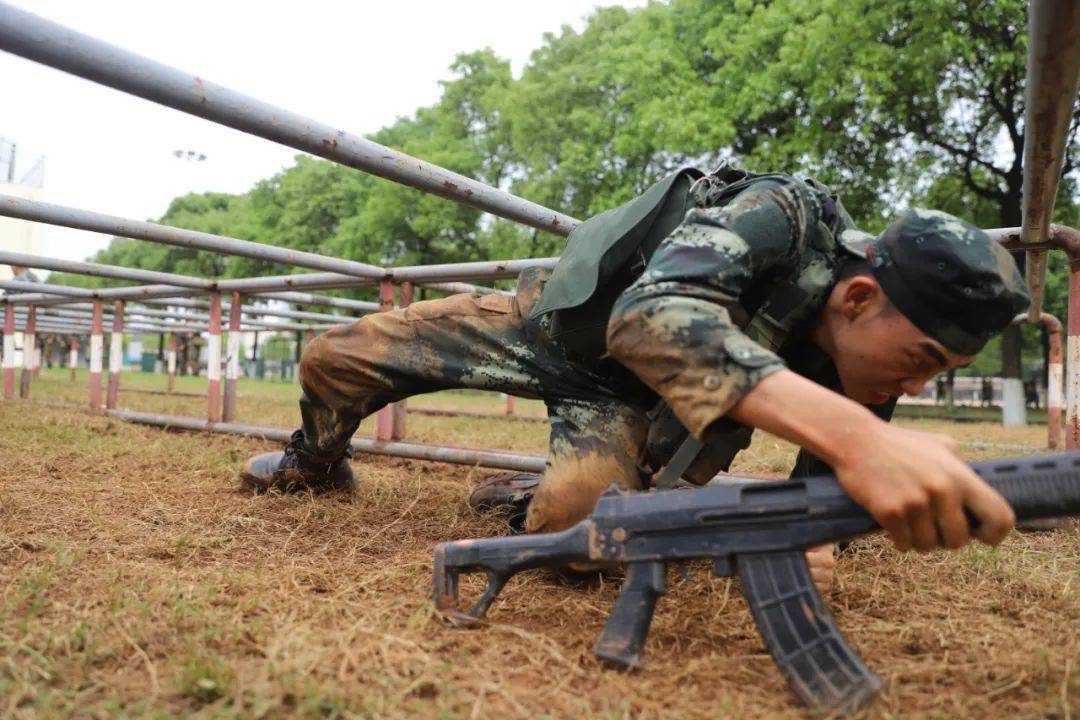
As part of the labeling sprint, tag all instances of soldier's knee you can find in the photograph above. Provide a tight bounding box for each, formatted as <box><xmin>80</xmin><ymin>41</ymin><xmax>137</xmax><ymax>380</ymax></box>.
<box><xmin>524</xmin><ymin>451</ymin><xmax>644</xmax><ymax>534</ymax></box>
<box><xmin>299</xmin><ymin>333</ymin><xmax>333</xmax><ymax>385</ymax></box>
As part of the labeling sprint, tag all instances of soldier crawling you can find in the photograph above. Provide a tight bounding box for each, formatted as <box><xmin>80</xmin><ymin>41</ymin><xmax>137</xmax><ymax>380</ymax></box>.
<box><xmin>240</xmin><ymin>166</ymin><xmax>1028</xmax><ymax>594</ymax></box>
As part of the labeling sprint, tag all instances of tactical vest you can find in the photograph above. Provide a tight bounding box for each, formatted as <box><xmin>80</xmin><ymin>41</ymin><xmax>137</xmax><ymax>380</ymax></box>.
<box><xmin>530</xmin><ymin>167</ymin><xmax>846</xmax><ymax>359</ymax></box>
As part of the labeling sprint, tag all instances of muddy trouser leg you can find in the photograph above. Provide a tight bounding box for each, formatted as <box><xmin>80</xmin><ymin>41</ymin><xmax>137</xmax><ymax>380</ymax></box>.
<box><xmin>525</xmin><ymin>397</ymin><xmax>650</xmax><ymax>533</ymax></box>
<box><xmin>296</xmin><ymin>269</ymin><xmax>651</xmax><ymax>486</ymax></box>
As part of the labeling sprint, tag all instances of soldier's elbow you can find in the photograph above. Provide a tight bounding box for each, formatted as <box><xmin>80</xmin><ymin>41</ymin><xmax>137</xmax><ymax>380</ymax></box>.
<box><xmin>605</xmin><ymin>295</ymin><xmax>649</xmax><ymax>366</ymax></box>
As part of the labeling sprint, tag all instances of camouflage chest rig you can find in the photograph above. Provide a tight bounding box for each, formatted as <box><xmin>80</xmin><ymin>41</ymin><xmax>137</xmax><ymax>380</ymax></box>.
<box><xmin>530</xmin><ymin>165</ymin><xmax>851</xmax><ymax>486</ymax></box>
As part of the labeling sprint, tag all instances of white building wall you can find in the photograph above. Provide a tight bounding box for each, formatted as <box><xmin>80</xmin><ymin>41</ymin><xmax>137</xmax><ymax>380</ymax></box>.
<box><xmin>0</xmin><ymin>181</ymin><xmax>47</xmax><ymax>280</ymax></box>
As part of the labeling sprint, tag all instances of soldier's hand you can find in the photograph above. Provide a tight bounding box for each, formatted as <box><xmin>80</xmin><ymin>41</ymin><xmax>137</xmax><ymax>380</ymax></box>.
<box><xmin>835</xmin><ymin>425</ymin><xmax>1015</xmax><ymax>552</ymax></box>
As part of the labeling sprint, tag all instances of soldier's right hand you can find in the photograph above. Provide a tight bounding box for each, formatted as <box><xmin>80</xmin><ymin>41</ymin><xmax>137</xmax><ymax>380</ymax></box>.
<box><xmin>834</xmin><ymin>424</ymin><xmax>1015</xmax><ymax>551</ymax></box>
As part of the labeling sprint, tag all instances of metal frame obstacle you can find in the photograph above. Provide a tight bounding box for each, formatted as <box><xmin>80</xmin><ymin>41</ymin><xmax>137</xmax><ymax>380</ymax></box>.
<box><xmin>0</xmin><ymin>1</ymin><xmax>1077</xmax><ymax>469</ymax></box>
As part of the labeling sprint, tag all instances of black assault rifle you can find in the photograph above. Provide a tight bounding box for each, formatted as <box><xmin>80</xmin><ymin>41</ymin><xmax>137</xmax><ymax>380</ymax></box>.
<box><xmin>433</xmin><ymin>451</ymin><xmax>1080</xmax><ymax>712</ymax></box>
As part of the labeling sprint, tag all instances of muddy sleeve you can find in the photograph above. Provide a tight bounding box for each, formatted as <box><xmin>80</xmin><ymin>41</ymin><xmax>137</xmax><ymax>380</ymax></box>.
<box><xmin>606</xmin><ymin>178</ymin><xmax>821</xmax><ymax>439</ymax></box>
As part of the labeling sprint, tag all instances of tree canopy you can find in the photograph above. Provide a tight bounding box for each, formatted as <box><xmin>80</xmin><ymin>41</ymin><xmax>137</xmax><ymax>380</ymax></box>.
<box><xmin>49</xmin><ymin>0</ymin><xmax>1078</xmax><ymax>375</ymax></box>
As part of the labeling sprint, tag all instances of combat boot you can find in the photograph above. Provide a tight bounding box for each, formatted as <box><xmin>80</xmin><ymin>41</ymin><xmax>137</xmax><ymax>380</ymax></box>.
<box><xmin>240</xmin><ymin>430</ymin><xmax>356</xmax><ymax>494</ymax></box>
<box><xmin>467</xmin><ymin>471</ymin><xmax>542</xmax><ymax>533</ymax></box>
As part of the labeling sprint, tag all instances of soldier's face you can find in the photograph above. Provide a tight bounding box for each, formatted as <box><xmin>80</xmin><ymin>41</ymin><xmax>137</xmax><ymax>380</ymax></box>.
<box><xmin>825</xmin><ymin>277</ymin><xmax>975</xmax><ymax>405</ymax></box>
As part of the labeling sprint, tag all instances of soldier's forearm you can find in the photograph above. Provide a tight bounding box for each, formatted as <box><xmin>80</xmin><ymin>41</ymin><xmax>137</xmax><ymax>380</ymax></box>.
<box><xmin>726</xmin><ymin>369</ymin><xmax>884</xmax><ymax>471</ymax></box>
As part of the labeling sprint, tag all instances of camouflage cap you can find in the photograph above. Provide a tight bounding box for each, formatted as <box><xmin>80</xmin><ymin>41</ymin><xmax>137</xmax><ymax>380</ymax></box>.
<box><xmin>844</xmin><ymin>208</ymin><xmax>1030</xmax><ymax>355</ymax></box>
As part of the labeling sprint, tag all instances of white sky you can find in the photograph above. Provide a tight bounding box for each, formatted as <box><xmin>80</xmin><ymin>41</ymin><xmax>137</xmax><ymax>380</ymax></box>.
<box><xmin>2</xmin><ymin>0</ymin><xmax>646</xmax><ymax>266</ymax></box>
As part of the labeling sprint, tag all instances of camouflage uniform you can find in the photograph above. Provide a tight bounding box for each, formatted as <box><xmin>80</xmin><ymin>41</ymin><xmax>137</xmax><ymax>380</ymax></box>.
<box><xmin>298</xmin><ymin>169</ymin><xmax>896</xmax><ymax>531</ymax></box>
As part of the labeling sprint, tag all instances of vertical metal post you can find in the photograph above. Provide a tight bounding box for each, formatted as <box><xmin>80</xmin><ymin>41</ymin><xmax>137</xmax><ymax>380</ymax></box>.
<box><xmin>89</xmin><ymin>300</ymin><xmax>103</xmax><ymax>410</ymax></box>
<box><xmin>376</xmin><ymin>280</ymin><xmax>395</xmax><ymax>441</ymax></box>
<box><xmin>390</xmin><ymin>281</ymin><xmax>413</xmax><ymax>440</ymax></box>
<box><xmin>167</xmin><ymin>332</ymin><xmax>176</xmax><ymax>393</ymax></box>
<box><xmin>504</xmin><ymin>394</ymin><xmax>516</xmax><ymax>416</ymax></box>
<box><xmin>223</xmin><ymin>292</ymin><xmax>242</xmax><ymax>422</ymax></box>
<box><xmin>69</xmin><ymin>336</ymin><xmax>79</xmax><ymax>382</ymax></box>
<box><xmin>1046</xmin><ymin>320</ymin><xmax>1064</xmax><ymax>450</ymax></box>
<box><xmin>19</xmin><ymin>305</ymin><xmax>35</xmax><ymax>398</ymax></box>
<box><xmin>1068</xmin><ymin>266</ymin><xmax>1080</xmax><ymax>450</ymax></box>
<box><xmin>3</xmin><ymin>303</ymin><xmax>15</xmax><ymax>399</ymax></box>
<box><xmin>207</xmin><ymin>293</ymin><xmax>222</xmax><ymax>423</ymax></box>
<box><xmin>106</xmin><ymin>299</ymin><xmax>124</xmax><ymax>409</ymax></box>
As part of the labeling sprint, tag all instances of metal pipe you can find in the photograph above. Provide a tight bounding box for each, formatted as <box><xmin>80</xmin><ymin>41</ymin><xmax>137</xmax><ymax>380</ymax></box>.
<box><xmin>391</xmin><ymin>282</ymin><xmax>413</xmax><ymax>441</ymax></box>
<box><xmin>106</xmin><ymin>300</ymin><xmax>124</xmax><ymax>409</ymax></box>
<box><xmin>31</xmin><ymin>336</ymin><xmax>41</xmax><ymax>379</ymax></box>
<box><xmin>89</xmin><ymin>300</ymin><xmax>103</xmax><ymax>410</ymax></box>
<box><xmin>18</xmin><ymin>304</ymin><xmax>33</xmax><ymax>398</ymax></box>
<box><xmin>69</xmin><ymin>336</ymin><xmax>79</xmax><ymax>382</ymax></box>
<box><xmin>167</xmin><ymin>332</ymin><xmax>176</xmax><ymax>393</ymax></box>
<box><xmin>0</xmin><ymin>278</ymin><xmax>94</xmax><ymax>297</ymax></box>
<box><xmin>23</xmin><ymin>318</ymin><xmax>207</xmax><ymax>335</ymax></box>
<box><xmin>0</xmin><ymin>3</ymin><xmax>577</xmax><ymax>236</ymax></box>
<box><xmin>1013</xmin><ymin>311</ymin><xmax>1064</xmax><ymax>449</ymax></box>
<box><xmin>408</xmin><ymin>406</ymin><xmax>547</xmax><ymax>423</ymax></box>
<box><xmin>376</xmin><ymin>280</ymin><xmax>395</xmax><ymax>442</ymax></box>
<box><xmin>0</xmin><ymin>194</ymin><xmax>386</xmax><ymax>279</ymax></box>
<box><xmin>12</xmin><ymin>305</ymin><xmax>322</xmax><ymax>334</ymax></box>
<box><xmin>1069</xmin><ymin>265</ymin><xmax>1080</xmax><ymax>451</ymax></box>
<box><xmin>223</xmin><ymin>292</ymin><xmax>241</xmax><ymax>422</ymax></box>
<box><xmin>990</xmin><ymin>224</ymin><xmax>1080</xmax><ymax>449</ymax></box>
<box><xmin>207</xmin><ymin>293</ymin><xmax>222</xmax><ymax>423</ymax></box>
<box><xmin>105</xmin><ymin>408</ymin><xmax>548</xmax><ymax>473</ymax></box>
<box><xmin>13</xmin><ymin>309</ymin><xmax>211</xmax><ymax>335</ymax></box>
<box><xmin>2</xmin><ymin>304</ymin><xmax>13</xmax><ymax>399</ymax></box>
<box><xmin>1019</xmin><ymin>0</ymin><xmax>1080</xmax><ymax>319</ymax></box>
<box><xmin>0</xmin><ymin>248</ymin><xmax>215</xmax><ymax>290</ymax></box>
<box><xmin>2</xmin><ymin>271</ymin><xmax>512</xmax><ymax>307</ymax></box>
<box><xmin>2</xmin><ymin>278</ymin><xmax>502</xmax><ymax>309</ymax></box>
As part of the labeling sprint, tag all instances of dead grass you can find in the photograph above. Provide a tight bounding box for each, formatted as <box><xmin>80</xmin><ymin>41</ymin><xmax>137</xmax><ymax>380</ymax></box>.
<box><xmin>0</xmin><ymin>370</ymin><xmax>1077</xmax><ymax>719</ymax></box>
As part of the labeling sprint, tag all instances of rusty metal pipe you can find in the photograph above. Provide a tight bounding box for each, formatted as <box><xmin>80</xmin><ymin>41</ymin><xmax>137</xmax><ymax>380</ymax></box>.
<box><xmin>18</xmin><ymin>304</ymin><xmax>34</xmax><ymax>399</ymax></box>
<box><xmin>1018</xmin><ymin>0</ymin><xmax>1080</xmax><ymax>318</ymax></box>
<box><xmin>0</xmin><ymin>194</ymin><xmax>385</xmax><ymax>279</ymax></box>
<box><xmin>167</xmin><ymin>332</ymin><xmax>176</xmax><ymax>393</ymax></box>
<box><xmin>376</xmin><ymin>280</ymin><xmax>395</xmax><ymax>442</ymax></box>
<box><xmin>207</xmin><ymin>293</ymin><xmax>222</xmax><ymax>423</ymax></box>
<box><xmin>1013</xmin><ymin>311</ymin><xmax>1064</xmax><ymax>449</ymax></box>
<box><xmin>0</xmin><ymin>248</ymin><xmax>214</xmax><ymax>290</ymax></box>
<box><xmin>2</xmin><ymin>271</ymin><xmax>514</xmax><ymax>308</ymax></box>
<box><xmin>0</xmin><ymin>3</ymin><xmax>577</xmax><ymax>236</ymax></box>
<box><xmin>88</xmin><ymin>300</ymin><xmax>103</xmax><ymax>410</ymax></box>
<box><xmin>991</xmin><ymin>224</ymin><xmax>1080</xmax><ymax>450</ymax></box>
<box><xmin>104</xmin><ymin>408</ymin><xmax>548</xmax><ymax>473</ymax></box>
<box><xmin>223</xmin><ymin>292</ymin><xmax>242</xmax><ymax>422</ymax></box>
<box><xmin>105</xmin><ymin>300</ymin><xmax>124</xmax><ymax>409</ymax></box>
<box><xmin>2</xmin><ymin>304</ymin><xmax>13</xmax><ymax>399</ymax></box>
<box><xmin>69</xmin><ymin>336</ymin><xmax>79</xmax><ymax>382</ymax></box>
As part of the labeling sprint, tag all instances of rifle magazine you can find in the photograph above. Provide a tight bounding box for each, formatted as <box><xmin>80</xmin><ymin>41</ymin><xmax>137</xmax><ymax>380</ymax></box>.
<box><xmin>737</xmin><ymin>550</ymin><xmax>882</xmax><ymax>712</ymax></box>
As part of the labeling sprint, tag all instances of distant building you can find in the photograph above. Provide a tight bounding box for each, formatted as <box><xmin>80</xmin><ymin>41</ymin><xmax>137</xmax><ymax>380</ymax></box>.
<box><xmin>0</xmin><ymin>138</ymin><xmax>46</xmax><ymax>280</ymax></box>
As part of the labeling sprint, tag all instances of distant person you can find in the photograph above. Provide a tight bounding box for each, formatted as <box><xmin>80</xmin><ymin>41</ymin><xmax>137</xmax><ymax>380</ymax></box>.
<box><xmin>936</xmin><ymin>375</ymin><xmax>948</xmax><ymax>405</ymax></box>
<box><xmin>7</xmin><ymin>263</ymin><xmax>40</xmax><ymax>285</ymax></box>
<box><xmin>981</xmin><ymin>376</ymin><xmax>994</xmax><ymax>407</ymax></box>
<box><xmin>1024</xmin><ymin>379</ymin><xmax>1039</xmax><ymax>410</ymax></box>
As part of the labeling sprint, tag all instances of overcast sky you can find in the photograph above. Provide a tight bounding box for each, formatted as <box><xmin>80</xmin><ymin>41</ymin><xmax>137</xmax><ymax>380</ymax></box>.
<box><xmin>2</xmin><ymin>0</ymin><xmax>646</xmax><ymax>265</ymax></box>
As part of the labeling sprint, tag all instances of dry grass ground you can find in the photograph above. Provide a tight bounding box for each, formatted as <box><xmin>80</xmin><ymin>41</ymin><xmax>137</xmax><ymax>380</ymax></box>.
<box><xmin>0</xmin><ymin>369</ymin><xmax>1077</xmax><ymax>719</ymax></box>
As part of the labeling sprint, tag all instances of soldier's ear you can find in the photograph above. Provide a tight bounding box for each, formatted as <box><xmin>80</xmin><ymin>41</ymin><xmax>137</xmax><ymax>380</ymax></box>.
<box><xmin>839</xmin><ymin>276</ymin><xmax>882</xmax><ymax>321</ymax></box>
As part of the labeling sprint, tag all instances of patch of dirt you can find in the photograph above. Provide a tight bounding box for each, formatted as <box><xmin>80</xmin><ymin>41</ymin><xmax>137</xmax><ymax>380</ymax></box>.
<box><xmin>0</xmin><ymin>391</ymin><xmax>1077</xmax><ymax>719</ymax></box>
